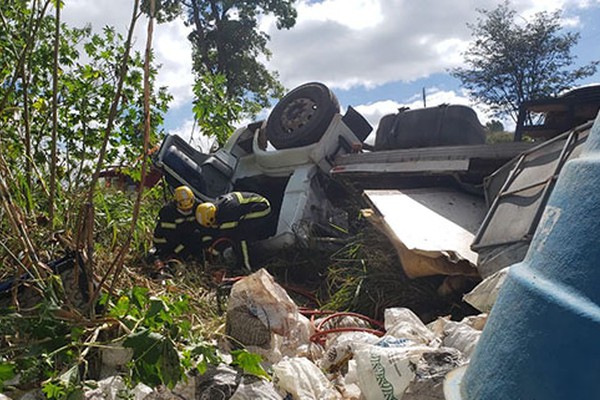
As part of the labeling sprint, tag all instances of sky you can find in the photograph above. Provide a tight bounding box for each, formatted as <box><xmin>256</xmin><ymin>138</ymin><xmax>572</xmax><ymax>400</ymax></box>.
<box><xmin>61</xmin><ymin>0</ymin><xmax>600</xmax><ymax>146</ymax></box>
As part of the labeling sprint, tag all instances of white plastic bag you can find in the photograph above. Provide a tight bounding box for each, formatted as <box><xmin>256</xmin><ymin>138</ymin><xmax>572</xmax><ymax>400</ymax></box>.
<box><xmin>319</xmin><ymin>331</ymin><xmax>380</xmax><ymax>373</ymax></box>
<box><xmin>403</xmin><ymin>347</ymin><xmax>464</xmax><ymax>400</ymax></box>
<box><xmin>230</xmin><ymin>375</ymin><xmax>283</xmax><ymax>400</ymax></box>
<box><xmin>226</xmin><ymin>269</ymin><xmax>312</xmax><ymax>363</ymax></box>
<box><xmin>354</xmin><ymin>343</ymin><xmax>431</xmax><ymax>400</ymax></box>
<box><xmin>383</xmin><ymin>307</ymin><xmax>435</xmax><ymax>344</ymax></box>
<box><xmin>426</xmin><ymin>315</ymin><xmax>487</xmax><ymax>360</ymax></box>
<box><xmin>273</xmin><ymin>357</ymin><xmax>342</xmax><ymax>400</ymax></box>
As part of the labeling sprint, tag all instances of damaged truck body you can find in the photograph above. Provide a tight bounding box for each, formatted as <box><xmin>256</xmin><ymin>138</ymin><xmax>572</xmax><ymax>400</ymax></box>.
<box><xmin>152</xmin><ymin>82</ymin><xmax>600</xmax><ymax>282</ymax></box>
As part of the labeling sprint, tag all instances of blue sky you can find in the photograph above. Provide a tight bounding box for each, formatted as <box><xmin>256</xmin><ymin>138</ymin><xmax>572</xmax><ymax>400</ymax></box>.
<box><xmin>62</xmin><ymin>0</ymin><xmax>600</xmax><ymax>146</ymax></box>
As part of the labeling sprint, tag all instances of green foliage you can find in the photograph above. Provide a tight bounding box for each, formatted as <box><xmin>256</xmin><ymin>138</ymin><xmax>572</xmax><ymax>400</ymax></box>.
<box><xmin>230</xmin><ymin>349</ymin><xmax>270</xmax><ymax>380</ymax></box>
<box><xmin>93</xmin><ymin>184</ymin><xmax>164</xmax><ymax>252</ymax></box>
<box><xmin>0</xmin><ymin>2</ymin><xmax>272</xmax><ymax>395</ymax></box>
<box><xmin>0</xmin><ymin>290</ymin><xmax>83</xmax><ymax>393</ymax></box>
<box><xmin>183</xmin><ymin>342</ymin><xmax>221</xmax><ymax>375</ymax></box>
<box><xmin>0</xmin><ymin>4</ymin><xmax>171</xmax><ymax>238</ymax></box>
<box><xmin>192</xmin><ymin>72</ymin><xmax>243</xmax><ymax>146</ymax></box>
<box><xmin>105</xmin><ymin>288</ymin><xmax>190</xmax><ymax>388</ymax></box>
<box><xmin>104</xmin><ymin>287</ymin><xmax>269</xmax><ymax>388</ymax></box>
<box><xmin>486</xmin><ymin>130</ymin><xmax>514</xmax><ymax>144</ymax></box>
<box><xmin>181</xmin><ymin>0</ymin><xmax>296</xmax><ymax>123</ymax></box>
<box><xmin>451</xmin><ymin>1</ymin><xmax>599</xmax><ymax>122</ymax></box>
<box><xmin>0</xmin><ymin>362</ymin><xmax>16</xmax><ymax>392</ymax></box>
<box><xmin>42</xmin><ymin>365</ymin><xmax>82</xmax><ymax>400</ymax></box>
<box><xmin>141</xmin><ymin>0</ymin><xmax>181</xmax><ymax>23</ymax></box>
<box><xmin>123</xmin><ymin>329</ymin><xmax>182</xmax><ymax>389</ymax></box>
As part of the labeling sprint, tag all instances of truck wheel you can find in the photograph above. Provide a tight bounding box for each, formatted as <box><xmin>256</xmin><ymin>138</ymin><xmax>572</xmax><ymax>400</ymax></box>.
<box><xmin>266</xmin><ymin>82</ymin><xmax>340</xmax><ymax>149</ymax></box>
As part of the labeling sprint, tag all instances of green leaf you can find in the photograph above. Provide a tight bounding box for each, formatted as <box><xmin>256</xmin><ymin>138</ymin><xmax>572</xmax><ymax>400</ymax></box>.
<box><xmin>110</xmin><ymin>295</ymin><xmax>131</xmax><ymax>318</ymax></box>
<box><xmin>231</xmin><ymin>349</ymin><xmax>270</xmax><ymax>380</ymax></box>
<box><xmin>123</xmin><ymin>329</ymin><xmax>182</xmax><ymax>388</ymax></box>
<box><xmin>131</xmin><ymin>287</ymin><xmax>149</xmax><ymax>310</ymax></box>
<box><xmin>0</xmin><ymin>362</ymin><xmax>16</xmax><ymax>388</ymax></box>
<box><xmin>189</xmin><ymin>343</ymin><xmax>222</xmax><ymax>375</ymax></box>
<box><xmin>146</xmin><ymin>297</ymin><xmax>167</xmax><ymax>319</ymax></box>
<box><xmin>42</xmin><ymin>381</ymin><xmax>66</xmax><ymax>400</ymax></box>
<box><xmin>124</xmin><ymin>329</ymin><xmax>163</xmax><ymax>364</ymax></box>
<box><xmin>158</xmin><ymin>338</ymin><xmax>182</xmax><ymax>389</ymax></box>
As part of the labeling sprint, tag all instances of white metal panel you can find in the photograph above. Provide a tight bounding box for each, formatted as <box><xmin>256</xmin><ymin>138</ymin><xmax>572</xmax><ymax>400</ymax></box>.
<box><xmin>365</xmin><ymin>188</ymin><xmax>487</xmax><ymax>266</ymax></box>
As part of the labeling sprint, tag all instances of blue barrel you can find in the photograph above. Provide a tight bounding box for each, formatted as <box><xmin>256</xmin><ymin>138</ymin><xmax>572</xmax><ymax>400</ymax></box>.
<box><xmin>451</xmin><ymin>111</ymin><xmax>600</xmax><ymax>400</ymax></box>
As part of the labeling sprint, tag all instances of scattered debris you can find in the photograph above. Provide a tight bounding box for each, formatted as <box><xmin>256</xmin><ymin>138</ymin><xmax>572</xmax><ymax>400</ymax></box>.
<box><xmin>219</xmin><ymin>269</ymin><xmax>485</xmax><ymax>400</ymax></box>
<box><xmin>463</xmin><ymin>267</ymin><xmax>509</xmax><ymax>313</ymax></box>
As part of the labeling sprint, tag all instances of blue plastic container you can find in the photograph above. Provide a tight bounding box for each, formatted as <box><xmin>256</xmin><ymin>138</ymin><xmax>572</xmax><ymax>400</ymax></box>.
<box><xmin>447</xmin><ymin>111</ymin><xmax>600</xmax><ymax>400</ymax></box>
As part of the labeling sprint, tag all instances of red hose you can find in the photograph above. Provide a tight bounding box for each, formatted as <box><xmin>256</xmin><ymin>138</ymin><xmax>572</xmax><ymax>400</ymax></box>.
<box><xmin>299</xmin><ymin>308</ymin><xmax>386</xmax><ymax>345</ymax></box>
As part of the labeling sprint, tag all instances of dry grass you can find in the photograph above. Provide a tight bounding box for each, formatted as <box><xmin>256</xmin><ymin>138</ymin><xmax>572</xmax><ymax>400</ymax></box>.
<box><xmin>258</xmin><ymin>215</ymin><xmax>479</xmax><ymax>324</ymax></box>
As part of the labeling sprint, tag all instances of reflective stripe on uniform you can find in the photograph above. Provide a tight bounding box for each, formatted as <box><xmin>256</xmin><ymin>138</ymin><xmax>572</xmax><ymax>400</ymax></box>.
<box><xmin>234</xmin><ymin>192</ymin><xmax>245</xmax><ymax>203</ymax></box>
<box><xmin>153</xmin><ymin>237</ymin><xmax>168</xmax><ymax>244</ymax></box>
<box><xmin>174</xmin><ymin>216</ymin><xmax>196</xmax><ymax>224</ymax></box>
<box><xmin>241</xmin><ymin>206</ymin><xmax>271</xmax><ymax>221</ymax></box>
<box><xmin>202</xmin><ymin>235</ymin><xmax>213</xmax><ymax>243</ymax></box>
<box><xmin>174</xmin><ymin>244</ymin><xmax>185</xmax><ymax>253</ymax></box>
<box><xmin>241</xmin><ymin>240</ymin><xmax>251</xmax><ymax>270</ymax></box>
<box><xmin>219</xmin><ymin>221</ymin><xmax>239</xmax><ymax>229</ymax></box>
<box><xmin>160</xmin><ymin>222</ymin><xmax>177</xmax><ymax>229</ymax></box>
<box><xmin>235</xmin><ymin>192</ymin><xmax>270</xmax><ymax>206</ymax></box>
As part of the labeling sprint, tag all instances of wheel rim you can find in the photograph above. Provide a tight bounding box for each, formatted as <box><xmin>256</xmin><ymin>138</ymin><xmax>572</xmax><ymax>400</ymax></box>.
<box><xmin>280</xmin><ymin>97</ymin><xmax>318</xmax><ymax>134</ymax></box>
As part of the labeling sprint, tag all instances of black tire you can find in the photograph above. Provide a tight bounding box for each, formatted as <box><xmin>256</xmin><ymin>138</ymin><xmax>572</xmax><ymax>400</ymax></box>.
<box><xmin>266</xmin><ymin>82</ymin><xmax>340</xmax><ymax>149</ymax></box>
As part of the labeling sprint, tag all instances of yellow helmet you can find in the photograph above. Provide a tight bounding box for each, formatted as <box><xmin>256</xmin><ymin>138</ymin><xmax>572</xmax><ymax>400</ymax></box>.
<box><xmin>174</xmin><ymin>186</ymin><xmax>194</xmax><ymax>212</ymax></box>
<box><xmin>196</xmin><ymin>202</ymin><xmax>217</xmax><ymax>227</ymax></box>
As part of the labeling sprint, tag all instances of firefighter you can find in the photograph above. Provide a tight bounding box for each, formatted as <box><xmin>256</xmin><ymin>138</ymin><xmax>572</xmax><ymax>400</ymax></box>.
<box><xmin>151</xmin><ymin>185</ymin><xmax>214</xmax><ymax>272</ymax></box>
<box><xmin>195</xmin><ymin>191</ymin><xmax>272</xmax><ymax>270</ymax></box>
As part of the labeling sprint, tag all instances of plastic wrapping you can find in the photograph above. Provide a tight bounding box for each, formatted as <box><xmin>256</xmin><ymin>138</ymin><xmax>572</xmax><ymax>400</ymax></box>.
<box><xmin>225</xmin><ymin>269</ymin><xmax>312</xmax><ymax>363</ymax></box>
<box><xmin>273</xmin><ymin>357</ymin><xmax>341</xmax><ymax>400</ymax></box>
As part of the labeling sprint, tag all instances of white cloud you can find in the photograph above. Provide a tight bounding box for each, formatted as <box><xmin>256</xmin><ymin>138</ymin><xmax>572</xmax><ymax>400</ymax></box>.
<box><xmin>58</xmin><ymin>0</ymin><xmax>599</xmax><ymax>133</ymax></box>
<box><xmin>265</xmin><ymin>0</ymin><xmax>497</xmax><ymax>90</ymax></box>
<box><xmin>153</xmin><ymin>20</ymin><xmax>194</xmax><ymax>108</ymax></box>
<box><xmin>296</xmin><ymin>0</ymin><xmax>383</xmax><ymax>29</ymax></box>
<box><xmin>265</xmin><ymin>0</ymin><xmax>597</xmax><ymax>92</ymax></box>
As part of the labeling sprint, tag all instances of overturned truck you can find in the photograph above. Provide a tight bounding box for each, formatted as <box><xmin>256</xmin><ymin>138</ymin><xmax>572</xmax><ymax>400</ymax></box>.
<box><xmin>153</xmin><ymin>82</ymin><xmax>372</xmax><ymax>250</ymax></box>
<box><xmin>153</xmin><ymin>82</ymin><xmax>600</xmax><ymax>283</ymax></box>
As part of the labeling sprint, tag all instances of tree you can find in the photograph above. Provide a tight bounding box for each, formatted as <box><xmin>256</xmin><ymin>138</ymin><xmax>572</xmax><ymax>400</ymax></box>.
<box><xmin>182</xmin><ymin>0</ymin><xmax>296</xmax><ymax>109</ymax></box>
<box><xmin>173</xmin><ymin>0</ymin><xmax>296</xmax><ymax>144</ymax></box>
<box><xmin>0</xmin><ymin>3</ymin><xmax>171</xmax><ymax>224</ymax></box>
<box><xmin>486</xmin><ymin>119</ymin><xmax>504</xmax><ymax>132</ymax></box>
<box><xmin>451</xmin><ymin>1</ymin><xmax>599</xmax><ymax>122</ymax></box>
<box><xmin>140</xmin><ymin>0</ymin><xmax>297</xmax><ymax>145</ymax></box>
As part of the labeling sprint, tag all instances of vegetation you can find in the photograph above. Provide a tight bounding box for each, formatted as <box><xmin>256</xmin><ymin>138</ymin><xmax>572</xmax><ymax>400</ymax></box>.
<box><xmin>0</xmin><ymin>1</ymin><xmax>478</xmax><ymax>397</ymax></box>
<box><xmin>143</xmin><ymin>0</ymin><xmax>298</xmax><ymax>145</ymax></box>
<box><xmin>0</xmin><ymin>0</ymin><xmax>244</xmax><ymax>396</ymax></box>
<box><xmin>451</xmin><ymin>0</ymin><xmax>599</xmax><ymax>122</ymax></box>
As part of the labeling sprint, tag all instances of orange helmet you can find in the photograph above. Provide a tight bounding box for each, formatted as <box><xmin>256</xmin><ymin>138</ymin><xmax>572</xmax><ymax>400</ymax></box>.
<box><xmin>174</xmin><ymin>186</ymin><xmax>194</xmax><ymax>212</ymax></box>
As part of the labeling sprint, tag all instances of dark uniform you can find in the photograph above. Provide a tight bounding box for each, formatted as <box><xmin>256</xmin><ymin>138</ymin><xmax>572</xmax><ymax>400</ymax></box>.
<box><xmin>210</xmin><ymin>191</ymin><xmax>272</xmax><ymax>269</ymax></box>
<box><xmin>213</xmin><ymin>192</ymin><xmax>271</xmax><ymax>236</ymax></box>
<box><xmin>152</xmin><ymin>201</ymin><xmax>214</xmax><ymax>261</ymax></box>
